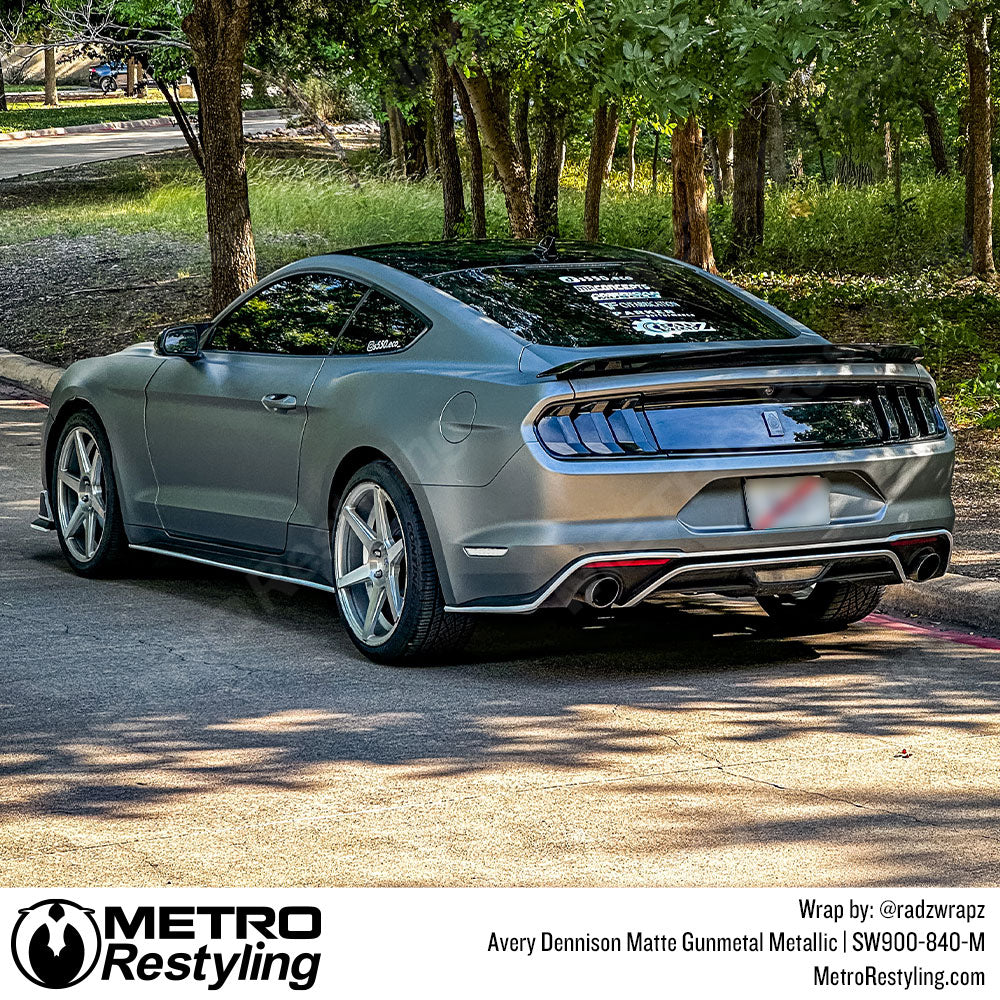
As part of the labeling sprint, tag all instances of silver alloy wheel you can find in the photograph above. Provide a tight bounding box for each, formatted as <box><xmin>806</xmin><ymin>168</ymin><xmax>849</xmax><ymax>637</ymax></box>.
<box><xmin>335</xmin><ymin>482</ymin><xmax>407</xmax><ymax>646</ymax></box>
<box><xmin>56</xmin><ymin>427</ymin><xmax>106</xmax><ymax>563</ymax></box>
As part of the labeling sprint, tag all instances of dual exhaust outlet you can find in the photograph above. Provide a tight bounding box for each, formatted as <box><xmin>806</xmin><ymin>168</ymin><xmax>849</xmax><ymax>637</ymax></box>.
<box><xmin>581</xmin><ymin>575</ymin><xmax>623</xmax><ymax>609</ymax></box>
<box><xmin>573</xmin><ymin>539</ymin><xmax>944</xmax><ymax>609</ymax></box>
<box><xmin>907</xmin><ymin>548</ymin><xmax>942</xmax><ymax>583</ymax></box>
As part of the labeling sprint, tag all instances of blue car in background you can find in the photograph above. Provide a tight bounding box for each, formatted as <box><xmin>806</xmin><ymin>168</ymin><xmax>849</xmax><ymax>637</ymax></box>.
<box><xmin>88</xmin><ymin>63</ymin><xmax>126</xmax><ymax>93</ymax></box>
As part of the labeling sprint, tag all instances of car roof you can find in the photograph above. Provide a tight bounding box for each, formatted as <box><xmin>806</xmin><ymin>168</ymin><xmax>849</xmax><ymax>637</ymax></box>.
<box><xmin>344</xmin><ymin>240</ymin><xmax>660</xmax><ymax>278</ymax></box>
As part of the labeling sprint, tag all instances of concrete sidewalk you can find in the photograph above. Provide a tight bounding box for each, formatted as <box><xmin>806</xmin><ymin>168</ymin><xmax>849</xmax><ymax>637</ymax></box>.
<box><xmin>0</xmin><ymin>106</ymin><xmax>276</xmax><ymax>142</ymax></box>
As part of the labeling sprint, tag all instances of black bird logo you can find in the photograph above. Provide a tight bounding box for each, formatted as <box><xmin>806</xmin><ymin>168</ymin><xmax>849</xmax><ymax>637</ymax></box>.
<box><xmin>11</xmin><ymin>899</ymin><xmax>101</xmax><ymax>989</ymax></box>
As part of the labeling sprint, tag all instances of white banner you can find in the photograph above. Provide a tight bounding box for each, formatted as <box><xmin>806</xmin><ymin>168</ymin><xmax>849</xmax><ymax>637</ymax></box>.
<box><xmin>1</xmin><ymin>888</ymin><xmax>994</xmax><ymax>997</ymax></box>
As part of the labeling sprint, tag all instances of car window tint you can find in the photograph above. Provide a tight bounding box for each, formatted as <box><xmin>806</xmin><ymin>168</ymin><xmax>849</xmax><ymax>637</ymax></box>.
<box><xmin>335</xmin><ymin>290</ymin><xmax>428</xmax><ymax>355</ymax></box>
<box><xmin>210</xmin><ymin>273</ymin><xmax>366</xmax><ymax>355</ymax></box>
<box><xmin>429</xmin><ymin>262</ymin><xmax>795</xmax><ymax>347</ymax></box>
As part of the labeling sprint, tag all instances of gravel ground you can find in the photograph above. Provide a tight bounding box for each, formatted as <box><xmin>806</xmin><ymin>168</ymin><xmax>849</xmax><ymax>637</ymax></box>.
<box><xmin>0</xmin><ymin>231</ymin><xmax>212</xmax><ymax>367</ymax></box>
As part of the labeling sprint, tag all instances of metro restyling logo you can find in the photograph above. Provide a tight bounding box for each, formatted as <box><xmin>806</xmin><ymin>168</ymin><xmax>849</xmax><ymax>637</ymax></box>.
<box><xmin>11</xmin><ymin>901</ymin><xmax>321</xmax><ymax>990</ymax></box>
<box><xmin>12</xmin><ymin>899</ymin><xmax>102</xmax><ymax>988</ymax></box>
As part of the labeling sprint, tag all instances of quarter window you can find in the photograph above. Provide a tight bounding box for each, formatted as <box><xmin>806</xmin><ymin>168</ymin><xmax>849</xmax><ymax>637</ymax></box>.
<box><xmin>210</xmin><ymin>273</ymin><xmax>366</xmax><ymax>355</ymax></box>
<box><xmin>335</xmin><ymin>290</ymin><xmax>428</xmax><ymax>355</ymax></box>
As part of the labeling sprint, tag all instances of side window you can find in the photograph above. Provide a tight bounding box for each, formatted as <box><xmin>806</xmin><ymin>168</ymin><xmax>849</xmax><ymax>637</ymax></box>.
<box><xmin>210</xmin><ymin>273</ymin><xmax>366</xmax><ymax>355</ymax></box>
<box><xmin>335</xmin><ymin>290</ymin><xmax>428</xmax><ymax>355</ymax></box>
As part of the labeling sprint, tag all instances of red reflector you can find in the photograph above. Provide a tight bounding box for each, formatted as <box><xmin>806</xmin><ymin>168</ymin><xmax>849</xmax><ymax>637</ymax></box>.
<box><xmin>585</xmin><ymin>558</ymin><xmax>671</xmax><ymax>568</ymax></box>
<box><xmin>890</xmin><ymin>536</ymin><xmax>943</xmax><ymax>548</ymax></box>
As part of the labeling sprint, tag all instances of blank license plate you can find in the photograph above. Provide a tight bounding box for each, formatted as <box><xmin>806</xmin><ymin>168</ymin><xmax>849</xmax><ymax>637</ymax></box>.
<box><xmin>744</xmin><ymin>476</ymin><xmax>831</xmax><ymax>530</ymax></box>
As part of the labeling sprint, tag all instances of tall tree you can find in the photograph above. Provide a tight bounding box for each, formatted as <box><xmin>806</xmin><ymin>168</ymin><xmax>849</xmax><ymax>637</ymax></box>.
<box><xmin>671</xmin><ymin>115</ymin><xmax>716</xmax><ymax>271</ymax></box>
<box><xmin>583</xmin><ymin>100</ymin><xmax>618</xmax><ymax>241</ymax></box>
<box><xmin>963</xmin><ymin>7</ymin><xmax>994</xmax><ymax>276</ymax></box>
<box><xmin>183</xmin><ymin>0</ymin><xmax>257</xmax><ymax>311</ymax></box>
<box><xmin>431</xmin><ymin>44</ymin><xmax>465</xmax><ymax>238</ymax></box>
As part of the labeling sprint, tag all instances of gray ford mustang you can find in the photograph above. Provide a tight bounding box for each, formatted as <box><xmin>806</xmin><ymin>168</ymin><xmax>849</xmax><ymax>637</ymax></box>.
<box><xmin>33</xmin><ymin>240</ymin><xmax>955</xmax><ymax>662</ymax></box>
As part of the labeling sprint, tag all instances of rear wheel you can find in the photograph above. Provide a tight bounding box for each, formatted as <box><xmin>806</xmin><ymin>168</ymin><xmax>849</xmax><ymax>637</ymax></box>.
<box><xmin>332</xmin><ymin>461</ymin><xmax>472</xmax><ymax>663</ymax></box>
<box><xmin>757</xmin><ymin>581</ymin><xmax>884</xmax><ymax>634</ymax></box>
<box><xmin>100</xmin><ymin>76</ymin><xmax>116</xmax><ymax>93</ymax></box>
<box><xmin>52</xmin><ymin>412</ymin><xmax>129</xmax><ymax>576</ymax></box>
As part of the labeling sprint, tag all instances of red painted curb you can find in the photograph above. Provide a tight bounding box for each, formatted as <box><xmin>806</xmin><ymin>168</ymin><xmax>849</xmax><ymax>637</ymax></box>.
<box><xmin>867</xmin><ymin>613</ymin><xmax>1000</xmax><ymax>650</ymax></box>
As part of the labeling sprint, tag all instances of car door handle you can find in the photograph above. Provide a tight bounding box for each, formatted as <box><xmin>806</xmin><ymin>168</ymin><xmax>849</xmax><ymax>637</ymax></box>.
<box><xmin>261</xmin><ymin>393</ymin><xmax>297</xmax><ymax>412</ymax></box>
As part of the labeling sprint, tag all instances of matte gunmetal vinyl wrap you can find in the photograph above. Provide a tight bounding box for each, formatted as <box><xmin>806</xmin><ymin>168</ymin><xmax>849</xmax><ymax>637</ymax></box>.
<box><xmin>420</xmin><ymin>359</ymin><xmax>956</xmax><ymax>606</ymax></box>
<box><xmin>35</xmin><ymin>245</ymin><xmax>956</xmax><ymax>612</ymax></box>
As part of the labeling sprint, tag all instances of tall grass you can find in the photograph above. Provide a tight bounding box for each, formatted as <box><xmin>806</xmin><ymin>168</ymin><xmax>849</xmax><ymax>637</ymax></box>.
<box><xmin>1</xmin><ymin>151</ymin><xmax>990</xmax><ymax>277</ymax></box>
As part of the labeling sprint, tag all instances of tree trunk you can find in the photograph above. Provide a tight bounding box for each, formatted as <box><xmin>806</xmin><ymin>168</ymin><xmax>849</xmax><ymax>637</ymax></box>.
<box><xmin>651</xmin><ymin>131</ymin><xmax>660</xmax><ymax>194</ymax></box>
<box><xmin>182</xmin><ymin>0</ymin><xmax>257</xmax><ymax>313</ymax></box>
<box><xmin>892</xmin><ymin>123</ymin><xmax>902</xmax><ymax>216</ymax></box>
<box><xmin>461</xmin><ymin>68</ymin><xmax>536</xmax><ymax>238</ymax></box>
<box><xmin>387</xmin><ymin>105</ymin><xmax>406</xmax><ymax>176</ymax></box>
<box><xmin>125</xmin><ymin>56</ymin><xmax>136</xmax><ymax>98</ymax></box>
<box><xmin>452</xmin><ymin>69</ymin><xmax>486</xmax><ymax>238</ymax></box>
<box><xmin>155</xmin><ymin>76</ymin><xmax>205</xmax><ymax>173</ymax></box>
<box><xmin>965</xmin><ymin>11</ymin><xmax>995</xmax><ymax>277</ymax></box>
<box><xmin>625</xmin><ymin>119</ymin><xmax>638</xmax><ymax>191</ymax></box>
<box><xmin>431</xmin><ymin>47</ymin><xmax>465</xmax><ymax>238</ymax></box>
<box><xmin>731</xmin><ymin>90</ymin><xmax>767</xmax><ymax>262</ymax></box>
<box><xmin>765</xmin><ymin>86</ymin><xmax>787</xmax><ymax>184</ymax></box>
<box><xmin>717</xmin><ymin>126</ymin><xmax>734</xmax><ymax>194</ymax></box>
<box><xmin>671</xmin><ymin>115</ymin><xmax>717</xmax><ymax>273</ymax></box>
<box><xmin>424</xmin><ymin>106</ymin><xmax>438</xmax><ymax>175</ymax></box>
<box><xmin>533</xmin><ymin>102</ymin><xmax>564</xmax><ymax>236</ymax></box>
<box><xmin>379</xmin><ymin>119</ymin><xmax>391</xmax><ymax>160</ymax></box>
<box><xmin>883</xmin><ymin>119</ymin><xmax>893</xmax><ymax>179</ymax></box>
<box><xmin>513</xmin><ymin>89</ymin><xmax>531</xmax><ymax>189</ymax></box>
<box><xmin>0</xmin><ymin>69</ymin><xmax>7</xmax><ymax>113</ymax></box>
<box><xmin>43</xmin><ymin>29</ymin><xmax>57</xmax><ymax>107</ymax></box>
<box><xmin>917</xmin><ymin>94</ymin><xmax>950</xmax><ymax>176</ymax></box>
<box><xmin>402</xmin><ymin>116</ymin><xmax>428</xmax><ymax>179</ymax></box>
<box><xmin>583</xmin><ymin>102</ymin><xmax>618</xmax><ymax>241</ymax></box>
<box><xmin>603</xmin><ymin>105</ymin><xmax>619</xmax><ymax>178</ymax></box>
<box><xmin>755</xmin><ymin>114</ymin><xmax>766</xmax><ymax>238</ymax></box>
<box><xmin>706</xmin><ymin>131</ymin><xmax>724</xmax><ymax>204</ymax></box>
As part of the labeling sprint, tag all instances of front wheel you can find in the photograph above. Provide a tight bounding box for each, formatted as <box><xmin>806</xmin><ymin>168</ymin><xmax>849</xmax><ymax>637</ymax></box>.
<box><xmin>757</xmin><ymin>581</ymin><xmax>884</xmax><ymax>634</ymax></box>
<box><xmin>52</xmin><ymin>412</ymin><xmax>129</xmax><ymax>576</ymax></box>
<box><xmin>332</xmin><ymin>461</ymin><xmax>472</xmax><ymax>663</ymax></box>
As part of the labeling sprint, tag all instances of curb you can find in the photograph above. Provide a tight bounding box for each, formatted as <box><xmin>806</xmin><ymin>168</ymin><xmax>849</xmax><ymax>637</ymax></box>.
<box><xmin>879</xmin><ymin>574</ymin><xmax>1000</xmax><ymax>636</ymax></box>
<box><xmin>0</xmin><ymin>108</ymin><xmax>277</xmax><ymax>143</ymax></box>
<box><xmin>0</xmin><ymin>348</ymin><xmax>63</xmax><ymax>397</ymax></box>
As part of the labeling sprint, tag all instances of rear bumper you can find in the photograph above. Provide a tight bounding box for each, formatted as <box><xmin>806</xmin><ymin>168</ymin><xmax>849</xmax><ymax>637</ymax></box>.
<box><xmin>421</xmin><ymin>435</ymin><xmax>956</xmax><ymax>610</ymax></box>
<box><xmin>444</xmin><ymin>530</ymin><xmax>951</xmax><ymax>614</ymax></box>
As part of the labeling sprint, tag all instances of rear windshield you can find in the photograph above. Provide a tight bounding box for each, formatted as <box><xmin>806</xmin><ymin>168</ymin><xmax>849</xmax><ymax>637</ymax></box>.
<box><xmin>430</xmin><ymin>262</ymin><xmax>795</xmax><ymax>348</ymax></box>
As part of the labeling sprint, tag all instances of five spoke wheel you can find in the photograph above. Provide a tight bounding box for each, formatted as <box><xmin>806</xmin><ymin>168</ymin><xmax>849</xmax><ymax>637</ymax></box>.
<box><xmin>56</xmin><ymin>426</ymin><xmax>107</xmax><ymax>563</ymax></box>
<box><xmin>335</xmin><ymin>481</ymin><xmax>407</xmax><ymax>646</ymax></box>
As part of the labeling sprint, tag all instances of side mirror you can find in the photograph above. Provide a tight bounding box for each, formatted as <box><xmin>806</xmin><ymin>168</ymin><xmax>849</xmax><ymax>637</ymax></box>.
<box><xmin>156</xmin><ymin>324</ymin><xmax>202</xmax><ymax>359</ymax></box>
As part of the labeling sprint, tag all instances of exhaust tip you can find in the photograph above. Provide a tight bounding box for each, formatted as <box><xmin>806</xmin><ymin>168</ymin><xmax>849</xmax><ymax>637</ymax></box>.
<box><xmin>582</xmin><ymin>575</ymin><xmax>622</xmax><ymax>609</ymax></box>
<box><xmin>910</xmin><ymin>551</ymin><xmax>942</xmax><ymax>583</ymax></box>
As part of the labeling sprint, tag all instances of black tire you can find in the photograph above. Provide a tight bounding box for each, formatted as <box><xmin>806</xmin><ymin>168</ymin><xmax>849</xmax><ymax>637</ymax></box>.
<box><xmin>332</xmin><ymin>460</ymin><xmax>473</xmax><ymax>664</ymax></box>
<box><xmin>51</xmin><ymin>410</ymin><xmax>130</xmax><ymax>577</ymax></box>
<box><xmin>757</xmin><ymin>581</ymin><xmax>884</xmax><ymax>634</ymax></box>
<box><xmin>101</xmin><ymin>76</ymin><xmax>116</xmax><ymax>93</ymax></box>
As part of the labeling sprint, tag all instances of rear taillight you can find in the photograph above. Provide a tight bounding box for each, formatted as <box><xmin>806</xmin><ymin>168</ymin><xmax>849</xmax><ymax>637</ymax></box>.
<box><xmin>535</xmin><ymin>399</ymin><xmax>658</xmax><ymax>457</ymax></box>
<box><xmin>534</xmin><ymin>381</ymin><xmax>947</xmax><ymax>459</ymax></box>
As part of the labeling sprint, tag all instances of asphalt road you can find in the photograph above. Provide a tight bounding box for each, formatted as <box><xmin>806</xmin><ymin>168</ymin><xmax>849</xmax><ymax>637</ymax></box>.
<box><xmin>0</xmin><ymin>113</ymin><xmax>286</xmax><ymax>179</ymax></box>
<box><xmin>2</xmin><ymin>392</ymin><xmax>998</xmax><ymax>887</ymax></box>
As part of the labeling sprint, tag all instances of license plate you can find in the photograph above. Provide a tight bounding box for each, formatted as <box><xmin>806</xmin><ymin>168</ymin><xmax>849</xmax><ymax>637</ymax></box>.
<box><xmin>744</xmin><ymin>475</ymin><xmax>831</xmax><ymax>530</ymax></box>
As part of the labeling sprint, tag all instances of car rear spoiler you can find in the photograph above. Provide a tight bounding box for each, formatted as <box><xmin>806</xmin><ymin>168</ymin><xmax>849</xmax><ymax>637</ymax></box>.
<box><xmin>536</xmin><ymin>343</ymin><xmax>924</xmax><ymax>380</ymax></box>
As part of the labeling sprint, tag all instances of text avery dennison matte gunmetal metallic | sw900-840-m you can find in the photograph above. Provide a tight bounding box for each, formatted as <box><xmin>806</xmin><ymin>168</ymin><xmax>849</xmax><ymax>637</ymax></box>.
<box><xmin>32</xmin><ymin>241</ymin><xmax>954</xmax><ymax>662</ymax></box>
